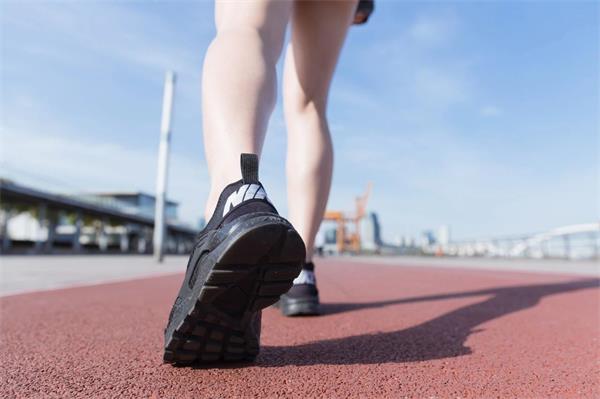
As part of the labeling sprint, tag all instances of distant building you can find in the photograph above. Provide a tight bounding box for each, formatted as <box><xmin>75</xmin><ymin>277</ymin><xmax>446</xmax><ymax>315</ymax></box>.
<box><xmin>321</xmin><ymin>225</ymin><xmax>338</xmax><ymax>255</ymax></box>
<box><xmin>0</xmin><ymin>180</ymin><xmax>196</xmax><ymax>254</ymax></box>
<box><xmin>420</xmin><ymin>230</ymin><xmax>436</xmax><ymax>247</ymax></box>
<box><xmin>437</xmin><ymin>225</ymin><xmax>451</xmax><ymax>246</ymax></box>
<box><xmin>361</xmin><ymin>212</ymin><xmax>383</xmax><ymax>252</ymax></box>
<box><xmin>81</xmin><ymin>192</ymin><xmax>179</xmax><ymax>221</ymax></box>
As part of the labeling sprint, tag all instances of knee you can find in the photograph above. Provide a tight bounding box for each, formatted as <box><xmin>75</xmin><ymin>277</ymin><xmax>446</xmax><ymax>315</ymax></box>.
<box><xmin>213</xmin><ymin>26</ymin><xmax>284</xmax><ymax>65</ymax></box>
<box><xmin>285</xmin><ymin>94</ymin><xmax>328</xmax><ymax>120</ymax></box>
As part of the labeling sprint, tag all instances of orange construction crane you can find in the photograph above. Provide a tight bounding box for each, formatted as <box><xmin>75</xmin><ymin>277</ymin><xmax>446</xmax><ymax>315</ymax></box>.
<box><xmin>324</xmin><ymin>182</ymin><xmax>372</xmax><ymax>254</ymax></box>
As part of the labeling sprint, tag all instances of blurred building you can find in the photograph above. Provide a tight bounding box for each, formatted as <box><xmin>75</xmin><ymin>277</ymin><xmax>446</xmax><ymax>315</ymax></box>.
<box><xmin>82</xmin><ymin>192</ymin><xmax>179</xmax><ymax>221</ymax></box>
<box><xmin>420</xmin><ymin>230</ymin><xmax>436</xmax><ymax>247</ymax></box>
<box><xmin>0</xmin><ymin>179</ymin><xmax>198</xmax><ymax>254</ymax></box>
<box><xmin>360</xmin><ymin>212</ymin><xmax>383</xmax><ymax>253</ymax></box>
<box><xmin>437</xmin><ymin>225</ymin><xmax>451</xmax><ymax>246</ymax></box>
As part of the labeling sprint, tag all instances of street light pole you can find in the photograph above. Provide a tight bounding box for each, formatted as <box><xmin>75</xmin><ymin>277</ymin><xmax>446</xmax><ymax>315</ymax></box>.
<box><xmin>153</xmin><ymin>71</ymin><xmax>176</xmax><ymax>262</ymax></box>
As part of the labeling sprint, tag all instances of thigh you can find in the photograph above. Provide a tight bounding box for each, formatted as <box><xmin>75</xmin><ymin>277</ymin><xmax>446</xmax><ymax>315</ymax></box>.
<box><xmin>285</xmin><ymin>0</ymin><xmax>358</xmax><ymax>104</ymax></box>
<box><xmin>215</xmin><ymin>0</ymin><xmax>292</xmax><ymax>46</ymax></box>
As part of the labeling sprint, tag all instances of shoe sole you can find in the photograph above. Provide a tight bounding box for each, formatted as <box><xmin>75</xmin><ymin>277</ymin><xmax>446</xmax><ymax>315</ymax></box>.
<box><xmin>164</xmin><ymin>219</ymin><xmax>305</xmax><ymax>365</ymax></box>
<box><xmin>280</xmin><ymin>296</ymin><xmax>320</xmax><ymax>317</ymax></box>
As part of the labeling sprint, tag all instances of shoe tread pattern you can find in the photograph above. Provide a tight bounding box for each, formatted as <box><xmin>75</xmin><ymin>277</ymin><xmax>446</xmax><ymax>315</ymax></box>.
<box><xmin>164</xmin><ymin>222</ymin><xmax>304</xmax><ymax>365</ymax></box>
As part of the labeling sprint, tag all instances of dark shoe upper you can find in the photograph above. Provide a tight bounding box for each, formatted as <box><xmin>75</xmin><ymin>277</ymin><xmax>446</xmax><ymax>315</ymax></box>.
<box><xmin>201</xmin><ymin>153</ymin><xmax>278</xmax><ymax>237</ymax></box>
<box><xmin>166</xmin><ymin>153</ymin><xmax>278</xmax><ymax>333</ymax></box>
<box><xmin>185</xmin><ymin>154</ymin><xmax>278</xmax><ymax>289</ymax></box>
<box><xmin>164</xmin><ymin>153</ymin><xmax>307</xmax><ymax>363</ymax></box>
<box><xmin>285</xmin><ymin>262</ymin><xmax>319</xmax><ymax>300</ymax></box>
<box><xmin>278</xmin><ymin>261</ymin><xmax>320</xmax><ymax>316</ymax></box>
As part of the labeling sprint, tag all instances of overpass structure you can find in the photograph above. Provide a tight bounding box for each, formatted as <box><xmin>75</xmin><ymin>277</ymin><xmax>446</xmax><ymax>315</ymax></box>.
<box><xmin>0</xmin><ymin>179</ymin><xmax>198</xmax><ymax>254</ymax></box>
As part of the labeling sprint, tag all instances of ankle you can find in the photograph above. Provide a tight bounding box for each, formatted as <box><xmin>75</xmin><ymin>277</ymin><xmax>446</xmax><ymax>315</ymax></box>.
<box><xmin>204</xmin><ymin>187</ymin><xmax>221</xmax><ymax>220</ymax></box>
<box><xmin>204</xmin><ymin>177</ymin><xmax>238</xmax><ymax>219</ymax></box>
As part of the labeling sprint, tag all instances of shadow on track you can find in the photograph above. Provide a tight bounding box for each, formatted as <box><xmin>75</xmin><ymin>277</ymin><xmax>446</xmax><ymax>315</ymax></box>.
<box><xmin>258</xmin><ymin>278</ymin><xmax>599</xmax><ymax>366</ymax></box>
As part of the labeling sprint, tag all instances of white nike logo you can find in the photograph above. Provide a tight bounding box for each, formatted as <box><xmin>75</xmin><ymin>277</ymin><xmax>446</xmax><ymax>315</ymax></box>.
<box><xmin>223</xmin><ymin>184</ymin><xmax>269</xmax><ymax>216</ymax></box>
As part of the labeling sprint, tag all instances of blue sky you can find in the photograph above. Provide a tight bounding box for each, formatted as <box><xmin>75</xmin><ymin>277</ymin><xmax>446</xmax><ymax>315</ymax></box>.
<box><xmin>1</xmin><ymin>1</ymin><xmax>598</xmax><ymax>241</ymax></box>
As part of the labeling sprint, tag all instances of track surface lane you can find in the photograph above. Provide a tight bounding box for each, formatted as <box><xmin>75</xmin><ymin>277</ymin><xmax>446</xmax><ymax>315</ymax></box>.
<box><xmin>1</xmin><ymin>259</ymin><xmax>598</xmax><ymax>398</ymax></box>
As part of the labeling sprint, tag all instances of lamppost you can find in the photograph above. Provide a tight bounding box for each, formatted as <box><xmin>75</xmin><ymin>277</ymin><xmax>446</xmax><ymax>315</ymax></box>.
<box><xmin>153</xmin><ymin>71</ymin><xmax>176</xmax><ymax>262</ymax></box>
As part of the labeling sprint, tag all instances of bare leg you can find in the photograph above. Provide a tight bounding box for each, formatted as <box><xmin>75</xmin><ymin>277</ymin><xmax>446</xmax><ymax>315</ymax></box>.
<box><xmin>202</xmin><ymin>0</ymin><xmax>291</xmax><ymax>219</ymax></box>
<box><xmin>284</xmin><ymin>1</ymin><xmax>357</xmax><ymax>261</ymax></box>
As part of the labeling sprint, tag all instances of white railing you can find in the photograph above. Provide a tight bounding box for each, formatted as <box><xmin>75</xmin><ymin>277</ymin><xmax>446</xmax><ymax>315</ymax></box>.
<box><xmin>426</xmin><ymin>222</ymin><xmax>600</xmax><ymax>260</ymax></box>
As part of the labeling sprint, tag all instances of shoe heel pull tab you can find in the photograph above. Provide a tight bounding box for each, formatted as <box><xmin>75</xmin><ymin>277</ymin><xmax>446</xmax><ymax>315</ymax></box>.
<box><xmin>240</xmin><ymin>153</ymin><xmax>259</xmax><ymax>184</ymax></box>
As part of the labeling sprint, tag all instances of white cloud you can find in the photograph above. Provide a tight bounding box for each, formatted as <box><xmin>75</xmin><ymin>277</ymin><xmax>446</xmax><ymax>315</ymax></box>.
<box><xmin>330</xmin><ymin>83</ymin><xmax>380</xmax><ymax>111</ymax></box>
<box><xmin>481</xmin><ymin>105</ymin><xmax>503</xmax><ymax>117</ymax></box>
<box><xmin>2</xmin><ymin>2</ymin><xmax>594</xmax><ymax>243</ymax></box>
<box><xmin>2</xmin><ymin>2</ymin><xmax>206</xmax><ymax>99</ymax></box>
<box><xmin>413</xmin><ymin>67</ymin><xmax>469</xmax><ymax>108</ymax></box>
<box><xmin>409</xmin><ymin>12</ymin><xmax>459</xmax><ymax>47</ymax></box>
<box><xmin>0</xmin><ymin>123</ymin><xmax>208</xmax><ymax>228</ymax></box>
<box><xmin>1</xmin><ymin>2</ymin><xmax>212</xmax><ymax>226</ymax></box>
<box><xmin>349</xmin><ymin>11</ymin><xmax>471</xmax><ymax>116</ymax></box>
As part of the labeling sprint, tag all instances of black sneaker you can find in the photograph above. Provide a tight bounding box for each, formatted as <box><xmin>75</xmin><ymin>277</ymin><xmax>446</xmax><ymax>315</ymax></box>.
<box><xmin>278</xmin><ymin>262</ymin><xmax>320</xmax><ymax>316</ymax></box>
<box><xmin>163</xmin><ymin>153</ymin><xmax>306</xmax><ymax>365</ymax></box>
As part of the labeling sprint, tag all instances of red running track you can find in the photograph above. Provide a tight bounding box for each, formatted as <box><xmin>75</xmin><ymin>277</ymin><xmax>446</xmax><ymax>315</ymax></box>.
<box><xmin>1</xmin><ymin>259</ymin><xmax>598</xmax><ymax>398</ymax></box>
